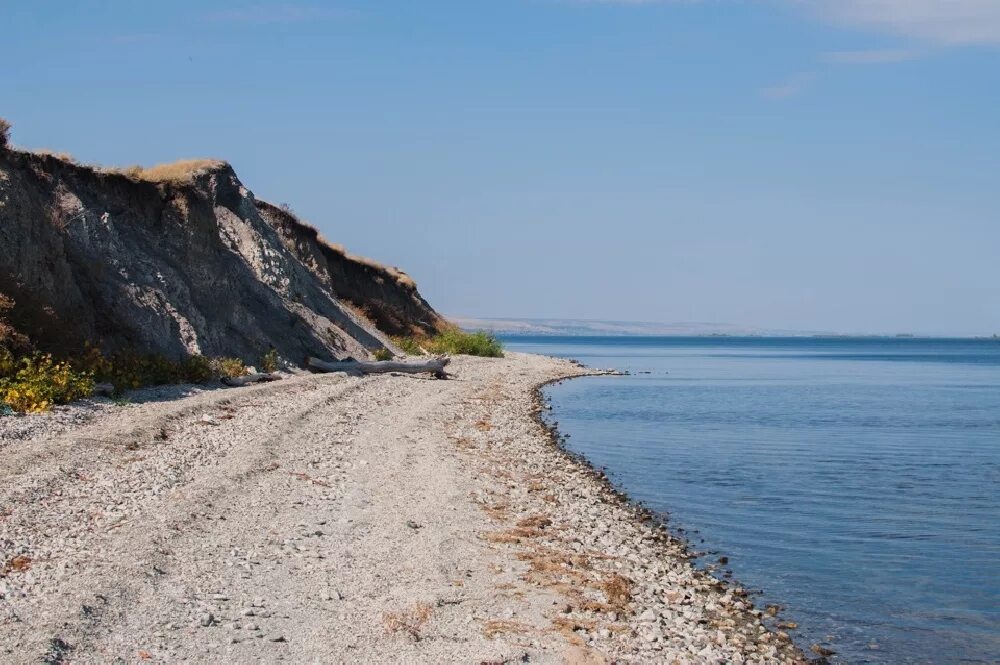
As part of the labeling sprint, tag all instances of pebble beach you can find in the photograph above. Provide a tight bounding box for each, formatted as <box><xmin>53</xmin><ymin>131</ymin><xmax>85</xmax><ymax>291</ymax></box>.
<box><xmin>0</xmin><ymin>352</ymin><xmax>806</xmax><ymax>663</ymax></box>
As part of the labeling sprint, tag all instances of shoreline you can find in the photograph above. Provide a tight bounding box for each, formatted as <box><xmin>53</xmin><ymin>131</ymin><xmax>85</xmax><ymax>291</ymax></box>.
<box><xmin>1</xmin><ymin>352</ymin><xmax>807</xmax><ymax>663</ymax></box>
<box><xmin>529</xmin><ymin>366</ymin><xmax>812</xmax><ymax>663</ymax></box>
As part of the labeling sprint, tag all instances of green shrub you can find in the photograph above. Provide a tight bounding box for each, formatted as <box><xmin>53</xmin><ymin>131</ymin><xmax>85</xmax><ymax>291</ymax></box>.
<box><xmin>1</xmin><ymin>345</ymin><xmax>255</xmax><ymax>412</ymax></box>
<box><xmin>391</xmin><ymin>336</ymin><xmax>424</xmax><ymax>355</ymax></box>
<box><xmin>392</xmin><ymin>329</ymin><xmax>503</xmax><ymax>358</ymax></box>
<box><xmin>212</xmin><ymin>357</ymin><xmax>247</xmax><ymax>379</ymax></box>
<box><xmin>372</xmin><ymin>347</ymin><xmax>393</xmax><ymax>361</ymax></box>
<box><xmin>434</xmin><ymin>329</ymin><xmax>503</xmax><ymax>357</ymax></box>
<box><xmin>180</xmin><ymin>355</ymin><xmax>214</xmax><ymax>383</ymax></box>
<box><xmin>260</xmin><ymin>348</ymin><xmax>280</xmax><ymax>373</ymax></box>
<box><xmin>77</xmin><ymin>347</ymin><xmax>242</xmax><ymax>392</ymax></box>
<box><xmin>0</xmin><ymin>354</ymin><xmax>95</xmax><ymax>413</ymax></box>
<box><xmin>79</xmin><ymin>349</ymin><xmax>182</xmax><ymax>391</ymax></box>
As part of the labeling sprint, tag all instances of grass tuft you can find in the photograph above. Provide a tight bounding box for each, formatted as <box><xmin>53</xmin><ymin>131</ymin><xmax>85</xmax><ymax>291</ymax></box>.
<box><xmin>32</xmin><ymin>149</ymin><xmax>78</xmax><ymax>163</ymax></box>
<box><xmin>108</xmin><ymin>159</ymin><xmax>226</xmax><ymax>184</ymax></box>
<box><xmin>482</xmin><ymin>619</ymin><xmax>535</xmax><ymax>639</ymax></box>
<box><xmin>382</xmin><ymin>602</ymin><xmax>434</xmax><ymax>639</ymax></box>
<box><xmin>600</xmin><ymin>574</ymin><xmax>633</xmax><ymax>611</ymax></box>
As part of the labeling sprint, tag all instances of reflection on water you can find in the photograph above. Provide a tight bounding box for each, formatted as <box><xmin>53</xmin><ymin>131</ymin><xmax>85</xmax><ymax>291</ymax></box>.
<box><xmin>505</xmin><ymin>336</ymin><xmax>1000</xmax><ymax>664</ymax></box>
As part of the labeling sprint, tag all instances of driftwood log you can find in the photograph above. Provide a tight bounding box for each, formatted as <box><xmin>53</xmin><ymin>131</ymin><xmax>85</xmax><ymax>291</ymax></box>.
<box><xmin>221</xmin><ymin>372</ymin><xmax>283</xmax><ymax>387</ymax></box>
<box><xmin>307</xmin><ymin>356</ymin><xmax>450</xmax><ymax>379</ymax></box>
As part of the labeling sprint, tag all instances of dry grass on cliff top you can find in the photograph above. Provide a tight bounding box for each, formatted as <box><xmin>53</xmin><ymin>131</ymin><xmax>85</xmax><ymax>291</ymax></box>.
<box><xmin>112</xmin><ymin>159</ymin><xmax>228</xmax><ymax>184</ymax></box>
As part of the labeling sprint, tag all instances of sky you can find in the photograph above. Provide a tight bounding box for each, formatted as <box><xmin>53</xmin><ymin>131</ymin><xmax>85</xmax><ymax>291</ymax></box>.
<box><xmin>2</xmin><ymin>1</ymin><xmax>998</xmax><ymax>336</ymax></box>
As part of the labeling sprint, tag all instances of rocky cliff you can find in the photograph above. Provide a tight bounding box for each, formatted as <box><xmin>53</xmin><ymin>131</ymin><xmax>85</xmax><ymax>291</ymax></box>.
<box><xmin>0</xmin><ymin>148</ymin><xmax>445</xmax><ymax>363</ymax></box>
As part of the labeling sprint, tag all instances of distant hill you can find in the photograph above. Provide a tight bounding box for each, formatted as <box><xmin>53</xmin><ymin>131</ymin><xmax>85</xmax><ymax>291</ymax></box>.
<box><xmin>452</xmin><ymin>317</ymin><xmax>830</xmax><ymax>337</ymax></box>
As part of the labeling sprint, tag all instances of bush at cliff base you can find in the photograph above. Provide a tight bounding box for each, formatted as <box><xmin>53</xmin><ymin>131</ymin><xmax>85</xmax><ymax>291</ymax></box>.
<box><xmin>0</xmin><ymin>350</ymin><xmax>95</xmax><ymax>413</ymax></box>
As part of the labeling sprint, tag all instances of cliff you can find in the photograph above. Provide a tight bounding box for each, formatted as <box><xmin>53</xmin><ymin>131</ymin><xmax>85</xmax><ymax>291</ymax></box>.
<box><xmin>0</xmin><ymin>148</ymin><xmax>445</xmax><ymax>363</ymax></box>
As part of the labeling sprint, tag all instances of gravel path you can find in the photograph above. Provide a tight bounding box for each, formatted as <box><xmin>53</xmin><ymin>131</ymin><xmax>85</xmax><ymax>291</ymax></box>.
<box><xmin>0</xmin><ymin>353</ymin><xmax>805</xmax><ymax>664</ymax></box>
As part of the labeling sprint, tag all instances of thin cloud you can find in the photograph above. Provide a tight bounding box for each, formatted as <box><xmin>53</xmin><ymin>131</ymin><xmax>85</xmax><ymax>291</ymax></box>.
<box><xmin>205</xmin><ymin>4</ymin><xmax>352</xmax><ymax>25</ymax></box>
<box><xmin>565</xmin><ymin>0</ymin><xmax>1000</xmax><ymax>46</ymax></box>
<box><xmin>822</xmin><ymin>48</ymin><xmax>922</xmax><ymax>64</ymax></box>
<box><xmin>760</xmin><ymin>72</ymin><xmax>816</xmax><ymax>99</ymax></box>
<box><xmin>804</xmin><ymin>0</ymin><xmax>1000</xmax><ymax>46</ymax></box>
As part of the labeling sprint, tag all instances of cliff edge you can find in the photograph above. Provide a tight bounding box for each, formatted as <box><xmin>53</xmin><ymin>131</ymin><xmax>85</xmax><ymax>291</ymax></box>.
<box><xmin>0</xmin><ymin>147</ymin><xmax>445</xmax><ymax>363</ymax></box>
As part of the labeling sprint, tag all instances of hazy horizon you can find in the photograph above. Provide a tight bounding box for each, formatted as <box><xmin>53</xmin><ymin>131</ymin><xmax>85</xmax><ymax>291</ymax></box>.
<box><xmin>3</xmin><ymin>1</ymin><xmax>997</xmax><ymax>336</ymax></box>
<box><xmin>451</xmin><ymin>315</ymin><xmax>999</xmax><ymax>338</ymax></box>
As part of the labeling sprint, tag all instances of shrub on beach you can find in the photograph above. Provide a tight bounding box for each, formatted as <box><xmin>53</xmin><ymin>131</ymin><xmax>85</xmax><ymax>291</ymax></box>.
<box><xmin>0</xmin><ymin>353</ymin><xmax>95</xmax><ymax>413</ymax></box>
<box><xmin>180</xmin><ymin>355</ymin><xmax>215</xmax><ymax>383</ymax></box>
<box><xmin>260</xmin><ymin>348</ymin><xmax>281</xmax><ymax>372</ymax></box>
<box><xmin>77</xmin><ymin>348</ymin><xmax>248</xmax><ymax>390</ymax></box>
<box><xmin>212</xmin><ymin>357</ymin><xmax>247</xmax><ymax>379</ymax></box>
<box><xmin>392</xmin><ymin>328</ymin><xmax>503</xmax><ymax>358</ymax></box>
<box><xmin>0</xmin><ymin>346</ymin><xmax>256</xmax><ymax>413</ymax></box>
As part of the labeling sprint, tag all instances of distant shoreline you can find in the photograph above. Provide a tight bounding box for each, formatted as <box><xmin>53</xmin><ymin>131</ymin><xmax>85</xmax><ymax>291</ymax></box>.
<box><xmin>453</xmin><ymin>317</ymin><xmax>995</xmax><ymax>340</ymax></box>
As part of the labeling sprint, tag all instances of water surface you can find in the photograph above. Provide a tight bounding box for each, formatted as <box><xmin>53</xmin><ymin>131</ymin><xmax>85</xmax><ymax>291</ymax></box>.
<box><xmin>504</xmin><ymin>336</ymin><xmax>1000</xmax><ymax>664</ymax></box>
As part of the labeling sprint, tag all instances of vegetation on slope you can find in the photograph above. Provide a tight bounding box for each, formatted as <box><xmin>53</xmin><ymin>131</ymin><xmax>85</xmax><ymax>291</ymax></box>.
<box><xmin>110</xmin><ymin>159</ymin><xmax>228</xmax><ymax>184</ymax></box>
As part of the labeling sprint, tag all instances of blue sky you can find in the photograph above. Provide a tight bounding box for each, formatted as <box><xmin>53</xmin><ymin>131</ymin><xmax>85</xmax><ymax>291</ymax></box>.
<box><xmin>2</xmin><ymin>1</ymin><xmax>998</xmax><ymax>335</ymax></box>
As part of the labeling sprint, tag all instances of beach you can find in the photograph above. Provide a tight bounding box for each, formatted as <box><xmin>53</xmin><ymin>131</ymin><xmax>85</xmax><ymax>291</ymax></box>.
<box><xmin>0</xmin><ymin>352</ymin><xmax>804</xmax><ymax>663</ymax></box>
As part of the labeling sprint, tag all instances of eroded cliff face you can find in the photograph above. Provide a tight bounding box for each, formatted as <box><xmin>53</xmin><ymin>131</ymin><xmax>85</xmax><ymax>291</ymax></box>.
<box><xmin>0</xmin><ymin>149</ymin><xmax>444</xmax><ymax>362</ymax></box>
<box><xmin>256</xmin><ymin>201</ymin><xmax>444</xmax><ymax>338</ymax></box>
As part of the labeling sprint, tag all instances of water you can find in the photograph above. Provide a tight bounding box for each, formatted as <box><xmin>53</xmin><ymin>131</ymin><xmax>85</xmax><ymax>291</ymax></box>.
<box><xmin>503</xmin><ymin>336</ymin><xmax>1000</xmax><ymax>664</ymax></box>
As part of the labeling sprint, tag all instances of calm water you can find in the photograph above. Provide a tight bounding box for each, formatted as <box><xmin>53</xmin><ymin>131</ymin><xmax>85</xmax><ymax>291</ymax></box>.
<box><xmin>504</xmin><ymin>336</ymin><xmax>1000</xmax><ymax>664</ymax></box>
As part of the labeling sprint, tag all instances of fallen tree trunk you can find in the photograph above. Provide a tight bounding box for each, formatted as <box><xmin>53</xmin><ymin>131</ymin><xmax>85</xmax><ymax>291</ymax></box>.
<box><xmin>221</xmin><ymin>372</ymin><xmax>283</xmax><ymax>387</ymax></box>
<box><xmin>307</xmin><ymin>356</ymin><xmax>450</xmax><ymax>379</ymax></box>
